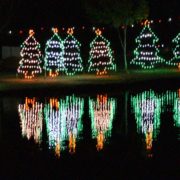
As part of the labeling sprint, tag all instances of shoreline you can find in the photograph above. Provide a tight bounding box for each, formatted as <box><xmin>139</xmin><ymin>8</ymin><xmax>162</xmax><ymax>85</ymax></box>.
<box><xmin>0</xmin><ymin>70</ymin><xmax>180</xmax><ymax>94</ymax></box>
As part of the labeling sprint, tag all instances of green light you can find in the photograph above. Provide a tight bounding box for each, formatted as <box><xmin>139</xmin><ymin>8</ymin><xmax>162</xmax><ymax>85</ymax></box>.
<box><xmin>131</xmin><ymin>90</ymin><xmax>161</xmax><ymax>157</ymax></box>
<box><xmin>63</xmin><ymin>28</ymin><xmax>83</xmax><ymax>76</ymax></box>
<box><xmin>130</xmin><ymin>24</ymin><xmax>165</xmax><ymax>69</ymax></box>
<box><xmin>166</xmin><ymin>33</ymin><xmax>180</xmax><ymax>67</ymax></box>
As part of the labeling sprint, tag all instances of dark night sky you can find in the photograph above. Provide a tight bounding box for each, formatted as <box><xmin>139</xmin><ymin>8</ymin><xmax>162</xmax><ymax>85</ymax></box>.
<box><xmin>10</xmin><ymin>0</ymin><xmax>180</xmax><ymax>28</ymax></box>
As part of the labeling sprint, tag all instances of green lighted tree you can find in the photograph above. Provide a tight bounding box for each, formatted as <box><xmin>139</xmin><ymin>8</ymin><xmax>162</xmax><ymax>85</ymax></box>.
<box><xmin>166</xmin><ymin>33</ymin><xmax>180</xmax><ymax>68</ymax></box>
<box><xmin>130</xmin><ymin>21</ymin><xmax>165</xmax><ymax>69</ymax></box>
<box><xmin>82</xmin><ymin>0</ymin><xmax>149</xmax><ymax>72</ymax></box>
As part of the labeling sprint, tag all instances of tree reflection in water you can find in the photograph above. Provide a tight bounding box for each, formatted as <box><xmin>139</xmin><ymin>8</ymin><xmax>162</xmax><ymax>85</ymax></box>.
<box><xmin>18</xmin><ymin>97</ymin><xmax>43</xmax><ymax>144</ymax></box>
<box><xmin>89</xmin><ymin>94</ymin><xmax>116</xmax><ymax>151</ymax></box>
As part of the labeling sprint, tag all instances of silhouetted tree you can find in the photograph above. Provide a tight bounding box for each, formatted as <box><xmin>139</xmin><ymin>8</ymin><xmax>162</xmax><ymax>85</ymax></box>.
<box><xmin>82</xmin><ymin>0</ymin><xmax>149</xmax><ymax>72</ymax></box>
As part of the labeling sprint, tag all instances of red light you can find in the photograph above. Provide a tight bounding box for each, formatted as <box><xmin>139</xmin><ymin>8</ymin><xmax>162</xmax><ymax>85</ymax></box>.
<box><xmin>19</xmin><ymin>30</ymin><xmax>23</xmax><ymax>35</ymax></box>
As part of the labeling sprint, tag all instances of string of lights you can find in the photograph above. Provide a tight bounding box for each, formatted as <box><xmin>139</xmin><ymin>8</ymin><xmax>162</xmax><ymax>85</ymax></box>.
<box><xmin>63</xmin><ymin>28</ymin><xmax>83</xmax><ymax>76</ymax></box>
<box><xmin>166</xmin><ymin>33</ymin><xmax>180</xmax><ymax>68</ymax></box>
<box><xmin>44</xmin><ymin>28</ymin><xmax>65</xmax><ymax>77</ymax></box>
<box><xmin>17</xmin><ymin>30</ymin><xmax>42</xmax><ymax>79</ymax></box>
<box><xmin>88</xmin><ymin>29</ymin><xmax>116</xmax><ymax>75</ymax></box>
<box><xmin>130</xmin><ymin>21</ymin><xmax>165</xmax><ymax>69</ymax></box>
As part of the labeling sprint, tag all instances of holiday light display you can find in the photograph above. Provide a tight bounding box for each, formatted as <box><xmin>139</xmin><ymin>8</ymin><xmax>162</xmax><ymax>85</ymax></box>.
<box><xmin>44</xmin><ymin>98</ymin><xmax>66</xmax><ymax>158</ymax></box>
<box><xmin>18</xmin><ymin>97</ymin><xmax>43</xmax><ymax>144</ymax></box>
<box><xmin>44</xmin><ymin>28</ymin><xmax>65</xmax><ymax>77</ymax></box>
<box><xmin>131</xmin><ymin>90</ymin><xmax>161</xmax><ymax>157</ymax></box>
<box><xmin>17</xmin><ymin>30</ymin><xmax>42</xmax><ymax>79</ymax></box>
<box><xmin>89</xmin><ymin>95</ymin><xmax>116</xmax><ymax>151</ymax></box>
<box><xmin>88</xmin><ymin>29</ymin><xmax>116</xmax><ymax>75</ymax></box>
<box><xmin>60</xmin><ymin>95</ymin><xmax>84</xmax><ymax>154</ymax></box>
<box><xmin>130</xmin><ymin>21</ymin><xmax>165</xmax><ymax>69</ymax></box>
<box><xmin>166</xmin><ymin>33</ymin><xmax>180</xmax><ymax>68</ymax></box>
<box><xmin>63</xmin><ymin>28</ymin><xmax>83</xmax><ymax>76</ymax></box>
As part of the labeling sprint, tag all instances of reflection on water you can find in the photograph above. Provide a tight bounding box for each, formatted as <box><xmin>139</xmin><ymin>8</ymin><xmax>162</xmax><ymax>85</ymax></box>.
<box><xmin>131</xmin><ymin>90</ymin><xmax>161</xmax><ymax>157</ymax></box>
<box><xmin>16</xmin><ymin>89</ymin><xmax>180</xmax><ymax>159</ymax></box>
<box><xmin>18</xmin><ymin>97</ymin><xmax>43</xmax><ymax>144</ymax></box>
<box><xmin>44</xmin><ymin>98</ymin><xmax>66</xmax><ymax>158</ymax></box>
<box><xmin>60</xmin><ymin>95</ymin><xmax>84</xmax><ymax>154</ymax></box>
<box><xmin>89</xmin><ymin>95</ymin><xmax>116</xmax><ymax>151</ymax></box>
<box><xmin>44</xmin><ymin>96</ymin><xmax>84</xmax><ymax>157</ymax></box>
<box><xmin>173</xmin><ymin>90</ymin><xmax>180</xmax><ymax>128</ymax></box>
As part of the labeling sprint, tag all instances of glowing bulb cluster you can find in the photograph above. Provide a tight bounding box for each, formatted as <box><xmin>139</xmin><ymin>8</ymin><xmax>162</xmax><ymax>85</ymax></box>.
<box><xmin>88</xmin><ymin>29</ymin><xmax>116</xmax><ymax>75</ymax></box>
<box><xmin>130</xmin><ymin>24</ymin><xmax>165</xmax><ymax>69</ymax></box>
<box><xmin>17</xmin><ymin>30</ymin><xmax>42</xmax><ymax>79</ymax></box>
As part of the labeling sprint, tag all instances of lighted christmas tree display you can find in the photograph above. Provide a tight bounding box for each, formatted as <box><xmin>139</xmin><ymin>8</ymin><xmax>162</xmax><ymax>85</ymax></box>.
<box><xmin>44</xmin><ymin>98</ymin><xmax>66</xmax><ymax>158</ymax></box>
<box><xmin>89</xmin><ymin>95</ymin><xmax>116</xmax><ymax>151</ymax></box>
<box><xmin>44</xmin><ymin>28</ymin><xmax>65</xmax><ymax>77</ymax></box>
<box><xmin>130</xmin><ymin>21</ymin><xmax>165</xmax><ymax>69</ymax></box>
<box><xmin>18</xmin><ymin>97</ymin><xmax>43</xmax><ymax>144</ymax></box>
<box><xmin>166</xmin><ymin>33</ymin><xmax>180</xmax><ymax>68</ymax></box>
<box><xmin>17</xmin><ymin>30</ymin><xmax>42</xmax><ymax>79</ymax></box>
<box><xmin>61</xmin><ymin>95</ymin><xmax>84</xmax><ymax>154</ymax></box>
<box><xmin>88</xmin><ymin>29</ymin><xmax>116</xmax><ymax>75</ymax></box>
<box><xmin>63</xmin><ymin>28</ymin><xmax>83</xmax><ymax>76</ymax></box>
<box><xmin>131</xmin><ymin>90</ymin><xmax>161</xmax><ymax>157</ymax></box>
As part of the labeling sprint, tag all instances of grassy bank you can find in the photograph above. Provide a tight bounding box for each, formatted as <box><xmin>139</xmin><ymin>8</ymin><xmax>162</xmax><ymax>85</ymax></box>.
<box><xmin>0</xmin><ymin>69</ymin><xmax>180</xmax><ymax>94</ymax></box>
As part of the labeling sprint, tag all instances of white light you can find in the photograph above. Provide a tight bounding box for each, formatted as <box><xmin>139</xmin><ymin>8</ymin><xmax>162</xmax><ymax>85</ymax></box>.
<box><xmin>168</xmin><ymin>18</ymin><xmax>172</xmax><ymax>22</ymax></box>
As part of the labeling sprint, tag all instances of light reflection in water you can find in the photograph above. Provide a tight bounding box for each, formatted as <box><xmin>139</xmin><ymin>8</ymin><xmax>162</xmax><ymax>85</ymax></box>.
<box><xmin>160</xmin><ymin>90</ymin><xmax>180</xmax><ymax>127</ymax></box>
<box><xmin>44</xmin><ymin>98</ymin><xmax>66</xmax><ymax>158</ymax></box>
<box><xmin>17</xmin><ymin>89</ymin><xmax>180</xmax><ymax>159</ymax></box>
<box><xmin>18</xmin><ymin>97</ymin><xmax>43</xmax><ymax>144</ymax></box>
<box><xmin>131</xmin><ymin>90</ymin><xmax>161</xmax><ymax>157</ymax></box>
<box><xmin>89</xmin><ymin>94</ymin><xmax>116</xmax><ymax>151</ymax></box>
<box><xmin>44</xmin><ymin>95</ymin><xmax>84</xmax><ymax>158</ymax></box>
<box><xmin>173</xmin><ymin>89</ymin><xmax>180</xmax><ymax>128</ymax></box>
<box><xmin>60</xmin><ymin>95</ymin><xmax>84</xmax><ymax>154</ymax></box>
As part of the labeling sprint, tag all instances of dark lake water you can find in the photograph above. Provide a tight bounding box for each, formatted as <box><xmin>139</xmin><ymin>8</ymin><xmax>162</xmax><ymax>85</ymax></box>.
<box><xmin>1</xmin><ymin>86</ymin><xmax>180</xmax><ymax>179</ymax></box>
